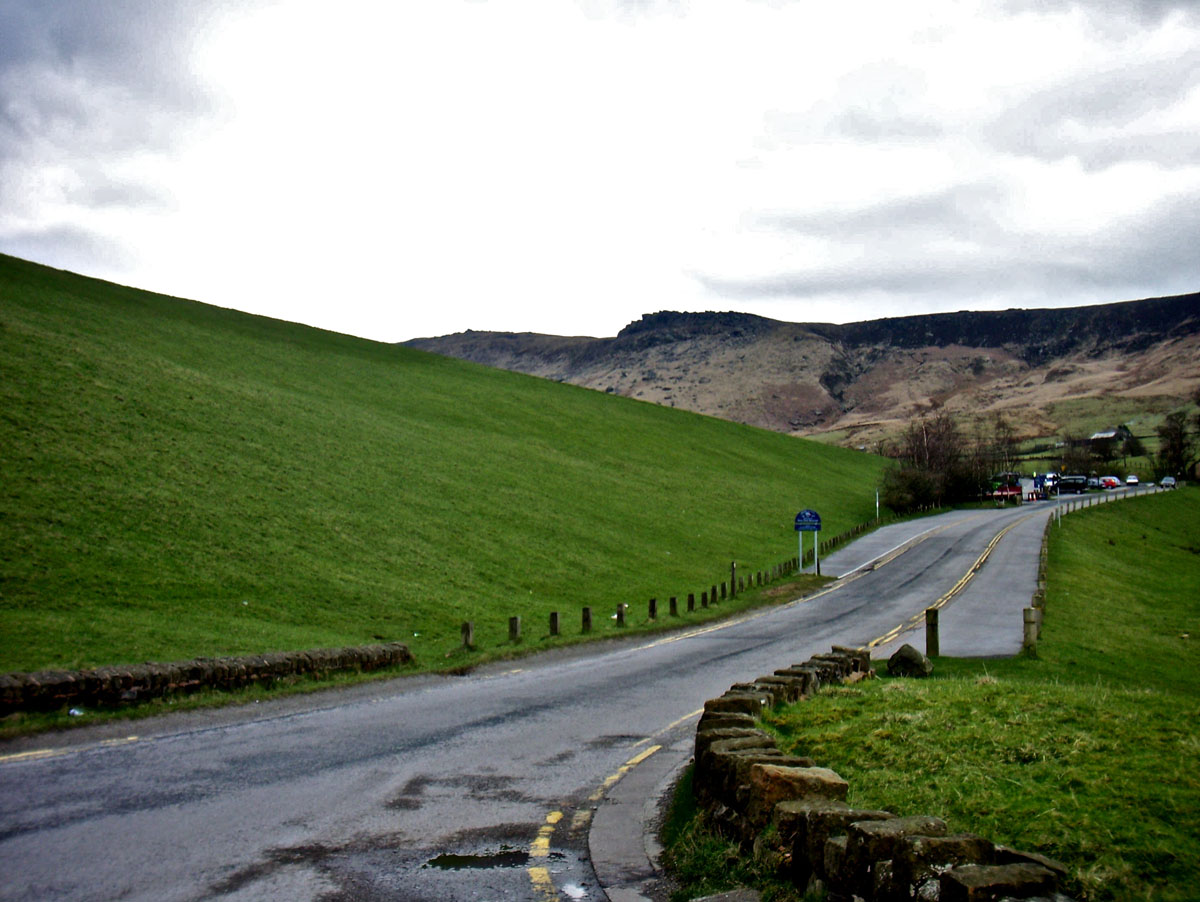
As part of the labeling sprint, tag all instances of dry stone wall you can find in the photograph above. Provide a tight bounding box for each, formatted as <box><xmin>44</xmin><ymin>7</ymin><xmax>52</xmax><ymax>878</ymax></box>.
<box><xmin>0</xmin><ymin>642</ymin><xmax>413</xmax><ymax>715</ymax></box>
<box><xmin>691</xmin><ymin>646</ymin><xmax>1074</xmax><ymax>902</ymax></box>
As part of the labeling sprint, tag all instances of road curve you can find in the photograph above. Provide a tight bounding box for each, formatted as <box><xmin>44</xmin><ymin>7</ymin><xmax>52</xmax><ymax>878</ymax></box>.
<box><xmin>0</xmin><ymin>491</ymin><xmax>1152</xmax><ymax>901</ymax></box>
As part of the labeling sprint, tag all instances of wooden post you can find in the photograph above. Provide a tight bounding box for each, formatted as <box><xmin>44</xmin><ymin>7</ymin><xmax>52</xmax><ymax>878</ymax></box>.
<box><xmin>669</xmin><ymin>596</ymin><xmax>678</xmax><ymax>616</ymax></box>
<box><xmin>648</xmin><ymin>597</ymin><xmax>657</xmax><ymax>620</ymax></box>
<box><xmin>925</xmin><ymin>608</ymin><xmax>939</xmax><ymax>657</ymax></box>
<box><xmin>549</xmin><ymin>611</ymin><xmax>560</xmax><ymax>636</ymax></box>
<box><xmin>582</xmin><ymin>607</ymin><xmax>592</xmax><ymax>633</ymax></box>
<box><xmin>461</xmin><ymin>621</ymin><xmax>474</xmax><ymax>648</ymax></box>
<box><xmin>508</xmin><ymin>616</ymin><xmax>521</xmax><ymax>643</ymax></box>
<box><xmin>701</xmin><ymin>590</ymin><xmax>708</xmax><ymax>608</ymax></box>
<box><xmin>720</xmin><ymin>582</ymin><xmax>727</xmax><ymax>601</ymax></box>
<box><xmin>616</xmin><ymin>603</ymin><xmax>627</xmax><ymax>627</ymax></box>
<box><xmin>757</xmin><ymin>571</ymin><xmax>763</xmax><ymax>587</ymax></box>
<box><xmin>687</xmin><ymin>592</ymin><xmax>695</xmax><ymax>612</ymax></box>
<box><xmin>730</xmin><ymin>561</ymin><xmax>737</xmax><ymax>597</ymax></box>
<box><xmin>1023</xmin><ymin>608</ymin><xmax>1038</xmax><ymax>655</ymax></box>
<box><xmin>711</xmin><ymin>584</ymin><xmax>718</xmax><ymax>604</ymax></box>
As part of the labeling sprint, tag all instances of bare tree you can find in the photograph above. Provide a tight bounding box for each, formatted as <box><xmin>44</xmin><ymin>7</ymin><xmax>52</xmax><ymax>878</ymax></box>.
<box><xmin>1156</xmin><ymin>412</ymin><xmax>1197</xmax><ymax>479</ymax></box>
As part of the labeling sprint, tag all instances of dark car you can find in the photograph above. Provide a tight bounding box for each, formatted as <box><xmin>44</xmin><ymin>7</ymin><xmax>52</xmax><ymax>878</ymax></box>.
<box><xmin>1059</xmin><ymin>475</ymin><xmax>1088</xmax><ymax>494</ymax></box>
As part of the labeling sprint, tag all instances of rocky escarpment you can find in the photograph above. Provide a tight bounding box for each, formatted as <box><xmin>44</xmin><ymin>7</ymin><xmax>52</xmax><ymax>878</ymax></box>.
<box><xmin>403</xmin><ymin>293</ymin><xmax>1200</xmax><ymax>445</ymax></box>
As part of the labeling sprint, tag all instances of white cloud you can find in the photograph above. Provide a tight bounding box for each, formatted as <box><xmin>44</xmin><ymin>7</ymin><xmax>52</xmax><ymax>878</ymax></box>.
<box><xmin>1</xmin><ymin>0</ymin><xmax>1197</xmax><ymax>341</ymax></box>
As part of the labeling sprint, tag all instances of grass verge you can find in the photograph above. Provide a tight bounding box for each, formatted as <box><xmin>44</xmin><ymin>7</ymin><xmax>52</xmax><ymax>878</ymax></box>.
<box><xmin>662</xmin><ymin>487</ymin><xmax>1200</xmax><ymax>902</ymax></box>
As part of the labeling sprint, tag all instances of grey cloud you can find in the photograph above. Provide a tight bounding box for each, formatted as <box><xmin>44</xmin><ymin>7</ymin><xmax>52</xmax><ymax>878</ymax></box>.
<box><xmin>698</xmin><ymin>183</ymin><xmax>1200</xmax><ymax>307</ymax></box>
<box><xmin>1002</xmin><ymin>0</ymin><xmax>1195</xmax><ymax>26</ymax></box>
<box><xmin>830</xmin><ymin>107</ymin><xmax>944</xmax><ymax>141</ymax></box>
<box><xmin>758</xmin><ymin>182</ymin><xmax>1009</xmax><ymax>241</ymax></box>
<box><xmin>0</xmin><ymin>222</ymin><xmax>137</xmax><ymax>271</ymax></box>
<box><xmin>982</xmin><ymin>48</ymin><xmax>1200</xmax><ymax>167</ymax></box>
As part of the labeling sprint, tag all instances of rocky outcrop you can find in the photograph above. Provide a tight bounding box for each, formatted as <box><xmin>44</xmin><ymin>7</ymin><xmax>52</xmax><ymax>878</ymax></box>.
<box><xmin>404</xmin><ymin>292</ymin><xmax>1200</xmax><ymax>446</ymax></box>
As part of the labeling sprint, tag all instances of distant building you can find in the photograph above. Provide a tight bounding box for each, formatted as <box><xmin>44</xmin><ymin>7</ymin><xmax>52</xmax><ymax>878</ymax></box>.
<box><xmin>1088</xmin><ymin>425</ymin><xmax>1133</xmax><ymax>444</ymax></box>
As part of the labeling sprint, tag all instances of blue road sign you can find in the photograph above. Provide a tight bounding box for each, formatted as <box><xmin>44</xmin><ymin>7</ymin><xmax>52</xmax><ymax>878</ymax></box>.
<box><xmin>794</xmin><ymin>509</ymin><xmax>821</xmax><ymax>532</ymax></box>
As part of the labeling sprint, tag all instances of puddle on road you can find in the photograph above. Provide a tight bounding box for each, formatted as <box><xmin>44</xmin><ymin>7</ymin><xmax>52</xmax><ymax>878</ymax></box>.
<box><xmin>424</xmin><ymin>846</ymin><xmax>566</xmax><ymax>870</ymax></box>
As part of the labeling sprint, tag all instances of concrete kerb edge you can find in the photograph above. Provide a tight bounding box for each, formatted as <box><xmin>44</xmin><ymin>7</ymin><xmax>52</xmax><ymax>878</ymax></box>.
<box><xmin>588</xmin><ymin>735</ymin><xmax>694</xmax><ymax>902</ymax></box>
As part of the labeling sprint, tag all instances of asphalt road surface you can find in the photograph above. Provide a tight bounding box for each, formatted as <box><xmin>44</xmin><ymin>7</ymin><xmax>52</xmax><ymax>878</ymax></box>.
<box><xmin>0</xmin><ymin>489</ymin><xmax>1154</xmax><ymax>901</ymax></box>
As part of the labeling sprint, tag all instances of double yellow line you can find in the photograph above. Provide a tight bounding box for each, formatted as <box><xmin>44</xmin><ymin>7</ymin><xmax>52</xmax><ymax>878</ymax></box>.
<box><xmin>867</xmin><ymin>512</ymin><xmax>1034</xmax><ymax>649</ymax></box>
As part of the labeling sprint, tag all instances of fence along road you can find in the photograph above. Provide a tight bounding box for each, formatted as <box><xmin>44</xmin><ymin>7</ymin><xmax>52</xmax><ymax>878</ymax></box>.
<box><xmin>0</xmin><ymin>491</ymin><xmax>1152</xmax><ymax>901</ymax></box>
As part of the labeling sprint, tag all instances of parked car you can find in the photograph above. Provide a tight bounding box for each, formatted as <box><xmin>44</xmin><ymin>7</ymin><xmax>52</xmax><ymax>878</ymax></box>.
<box><xmin>1087</xmin><ymin>477</ymin><xmax>1100</xmax><ymax>489</ymax></box>
<box><xmin>1099</xmin><ymin>476</ymin><xmax>1121</xmax><ymax>489</ymax></box>
<box><xmin>990</xmin><ymin>472</ymin><xmax>1023</xmax><ymax>504</ymax></box>
<box><xmin>1059</xmin><ymin>475</ymin><xmax>1088</xmax><ymax>494</ymax></box>
<box><xmin>1162</xmin><ymin>476</ymin><xmax>1177</xmax><ymax>489</ymax></box>
<box><xmin>1125</xmin><ymin>474</ymin><xmax>1139</xmax><ymax>485</ymax></box>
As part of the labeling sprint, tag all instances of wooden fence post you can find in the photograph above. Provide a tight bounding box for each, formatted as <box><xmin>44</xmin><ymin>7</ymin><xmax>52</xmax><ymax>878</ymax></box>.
<box><xmin>461</xmin><ymin>621</ymin><xmax>474</xmax><ymax>649</ymax></box>
<box><xmin>687</xmin><ymin>592</ymin><xmax>695</xmax><ymax>612</ymax></box>
<box><xmin>1023</xmin><ymin>608</ymin><xmax>1038</xmax><ymax>656</ymax></box>
<box><xmin>508</xmin><ymin>616</ymin><xmax>521</xmax><ymax>643</ymax></box>
<box><xmin>701</xmin><ymin>590</ymin><xmax>709</xmax><ymax>608</ymax></box>
<box><xmin>616</xmin><ymin>603</ymin><xmax>627</xmax><ymax>627</ymax></box>
<box><xmin>730</xmin><ymin>561</ymin><xmax>737</xmax><ymax>597</ymax></box>
<box><xmin>669</xmin><ymin>596</ymin><xmax>678</xmax><ymax>616</ymax></box>
<box><xmin>549</xmin><ymin>611</ymin><xmax>560</xmax><ymax>637</ymax></box>
<box><xmin>582</xmin><ymin>607</ymin><xmax>592</xmax><ymax>633</ymax></box>
<box><xmin>925</xmin><ymin>608</ymin><xmax>939</xmax><ymax>657</ymax></box>
<box><xmin>648</xmin><ymin>597</ymin><xmax>657</xmax><ymax>620</ymax></box>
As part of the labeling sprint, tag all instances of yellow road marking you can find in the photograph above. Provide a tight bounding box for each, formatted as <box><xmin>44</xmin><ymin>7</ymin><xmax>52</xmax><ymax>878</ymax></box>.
<box><xmin>588</xmin><ymin>743</ymin><xmax>662</xmax><ymax>802</ymax></box>
<box><xmin>0</xmin><ymin>735</ymin><xmax>139</xmax><ymax>766</ymax></box>
<box><xmin>528</xmin><ymin>810</ymin><xmax>565</xmax><ymax>897</ymax></box>
<box><xmin>528</xmin><ymin>866</ymin><xmax>555</xmax><ymax>899</ymax></box>
<box><xmin>867</xmin><ymin>513</ymin><xmax>1035</xmax><ymax>649</ymax></box>
<box><xmin>569</xmin><ymin>809</ymin><xmax>592</xmax><ymax>834</ymax></box>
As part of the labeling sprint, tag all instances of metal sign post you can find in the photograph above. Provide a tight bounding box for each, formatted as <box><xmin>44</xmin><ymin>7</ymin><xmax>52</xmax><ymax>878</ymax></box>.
<box><xmin>794</xmin><ymin>509</ymin><xmax>822</xmax><ymax>575</ymax></box>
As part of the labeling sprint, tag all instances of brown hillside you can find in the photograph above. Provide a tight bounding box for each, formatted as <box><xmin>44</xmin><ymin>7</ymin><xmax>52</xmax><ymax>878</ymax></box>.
<box><xmin>404</xmin><ymin>294</ymin><xmax>1200</xmax><ymax>448</ymax></box>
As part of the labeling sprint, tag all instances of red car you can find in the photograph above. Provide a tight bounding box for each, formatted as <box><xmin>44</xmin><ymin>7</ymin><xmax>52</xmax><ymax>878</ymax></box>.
<box><xmin>1099</xmin><ymin>476</ymin><xmax>1121</xmax><ymax>489</ymax></box>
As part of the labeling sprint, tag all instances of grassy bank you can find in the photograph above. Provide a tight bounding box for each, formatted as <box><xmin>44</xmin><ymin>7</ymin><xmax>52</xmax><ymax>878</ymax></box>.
<box><xmin>664</xmin><ymin>487</ymin><xmax>1200</xmax><ymax>902</ymax></box>
<box><xmin>0</xmin><ymin>254</ymin><xmax>887</xmax><ymax>680</ymax></box>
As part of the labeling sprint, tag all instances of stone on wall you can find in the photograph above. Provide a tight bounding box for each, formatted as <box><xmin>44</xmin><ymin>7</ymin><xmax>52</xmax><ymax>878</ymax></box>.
<box><xmin>839</xmin><ymin>815</ymin><xmax>948</xmax><ymax>898</ymax></box>
<box><xmin>939</xmin><ymin>862</ymin><xmax>1059</xmax><ymax>901</ymax></box>
<box><xmin>888</xmin><ymin>833</ymin><xmax>996</xmax><ymax>901</ymax></box>
<box><xmin>745</xmin><ymin>764</ymin><xmax>848</xmax><ymax>829</ymax></box>
<box><xmin>0</xmin><ymin>642</ymin><xmax>413</xmax><ymax>715</ymax></box>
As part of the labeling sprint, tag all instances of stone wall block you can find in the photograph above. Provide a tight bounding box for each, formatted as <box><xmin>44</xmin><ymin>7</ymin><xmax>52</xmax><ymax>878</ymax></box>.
<box><xmin>889</xmin><ymin>833</ymin><xmax>996</xmax><ymax>902</ymax></box>
<box><xmin>842</xmin><ymin>816</ymin><xmax>948</xmax><ymax>899</ymax></box>
<box><xmin>796</xmin><ymin>808</ymin><xmax>895</xmax><ymax>889</ymax></box>
<box><xmin>696</xmin><ymin>711</ymin><xmax>758</xmax><ymax>734</ymax></box>
<box><xmin>751</xmin><ymin>676</ymin><xmax>806</xmax><ymax>704</ymax></box>
<box><xmin>745</xmin><ymin>764</ymin><xmax>848</xmax><ymax>830</ymax></box>
<box><xmin>695</xmin><ymin>727</ymin><xmax>774</xmax><ymax>765</ymax></box>
<box><xmin>0</xmin><ymin>642</ymin><xmax>412</xmax><ymax>714</ymax></box>
<box><xmin>703</xmin><ymin>693</ymin><xmax>771</xmax><ymax>718</ymax></box>
<box><xmin>939</xmin><ymin>862</ymin><xmax>1058</xmax><ymax>901</ymax></box>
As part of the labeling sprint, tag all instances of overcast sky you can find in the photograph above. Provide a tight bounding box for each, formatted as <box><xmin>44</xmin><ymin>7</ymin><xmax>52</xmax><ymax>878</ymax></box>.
<box><xmin>2</xmin><ymin>0</ymin><xmax>1198</xmax><ymax>341</ymax></box>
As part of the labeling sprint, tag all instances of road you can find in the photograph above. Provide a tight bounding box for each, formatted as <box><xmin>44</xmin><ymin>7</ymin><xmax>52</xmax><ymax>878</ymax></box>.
<box><xmin>0</xmin><ymin>490</ymin><xmax>1153</xmax><ymax>901</ymax></box>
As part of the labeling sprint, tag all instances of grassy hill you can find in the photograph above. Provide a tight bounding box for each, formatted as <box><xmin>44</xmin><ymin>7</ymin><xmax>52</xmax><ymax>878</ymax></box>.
<box><xmin>0</xmin><ymin>254</ymin><xmax>887</xmax><ymax>673</ymax></box>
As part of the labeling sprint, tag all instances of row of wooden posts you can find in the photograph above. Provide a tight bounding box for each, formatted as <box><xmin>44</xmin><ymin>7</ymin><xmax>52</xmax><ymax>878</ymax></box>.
<box><xmin>459</xmin><ymin>556</ymin><xmax>810</xmax><ymax>648</ymax></box>
<box><xmin>459</xmin><ymin>517</ymin><xmax>886</xmax><ymax>649</ymax></box>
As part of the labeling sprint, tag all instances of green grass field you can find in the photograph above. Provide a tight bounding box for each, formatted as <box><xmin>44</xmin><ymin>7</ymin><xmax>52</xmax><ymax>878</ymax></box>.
<box><xmin>664</xmin><ymin>487</ymin><xmax>1199</xmax><ymax>902</ymax></box>
<box><xmin>777</xmin><ymin>488</ymin><xmax>1200</xmax><ymax>901</ymax></box>
<box><xmin>0</xmin><ymin>254</ymin><xmax>888</xmax><ymax>674</ymax></box>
